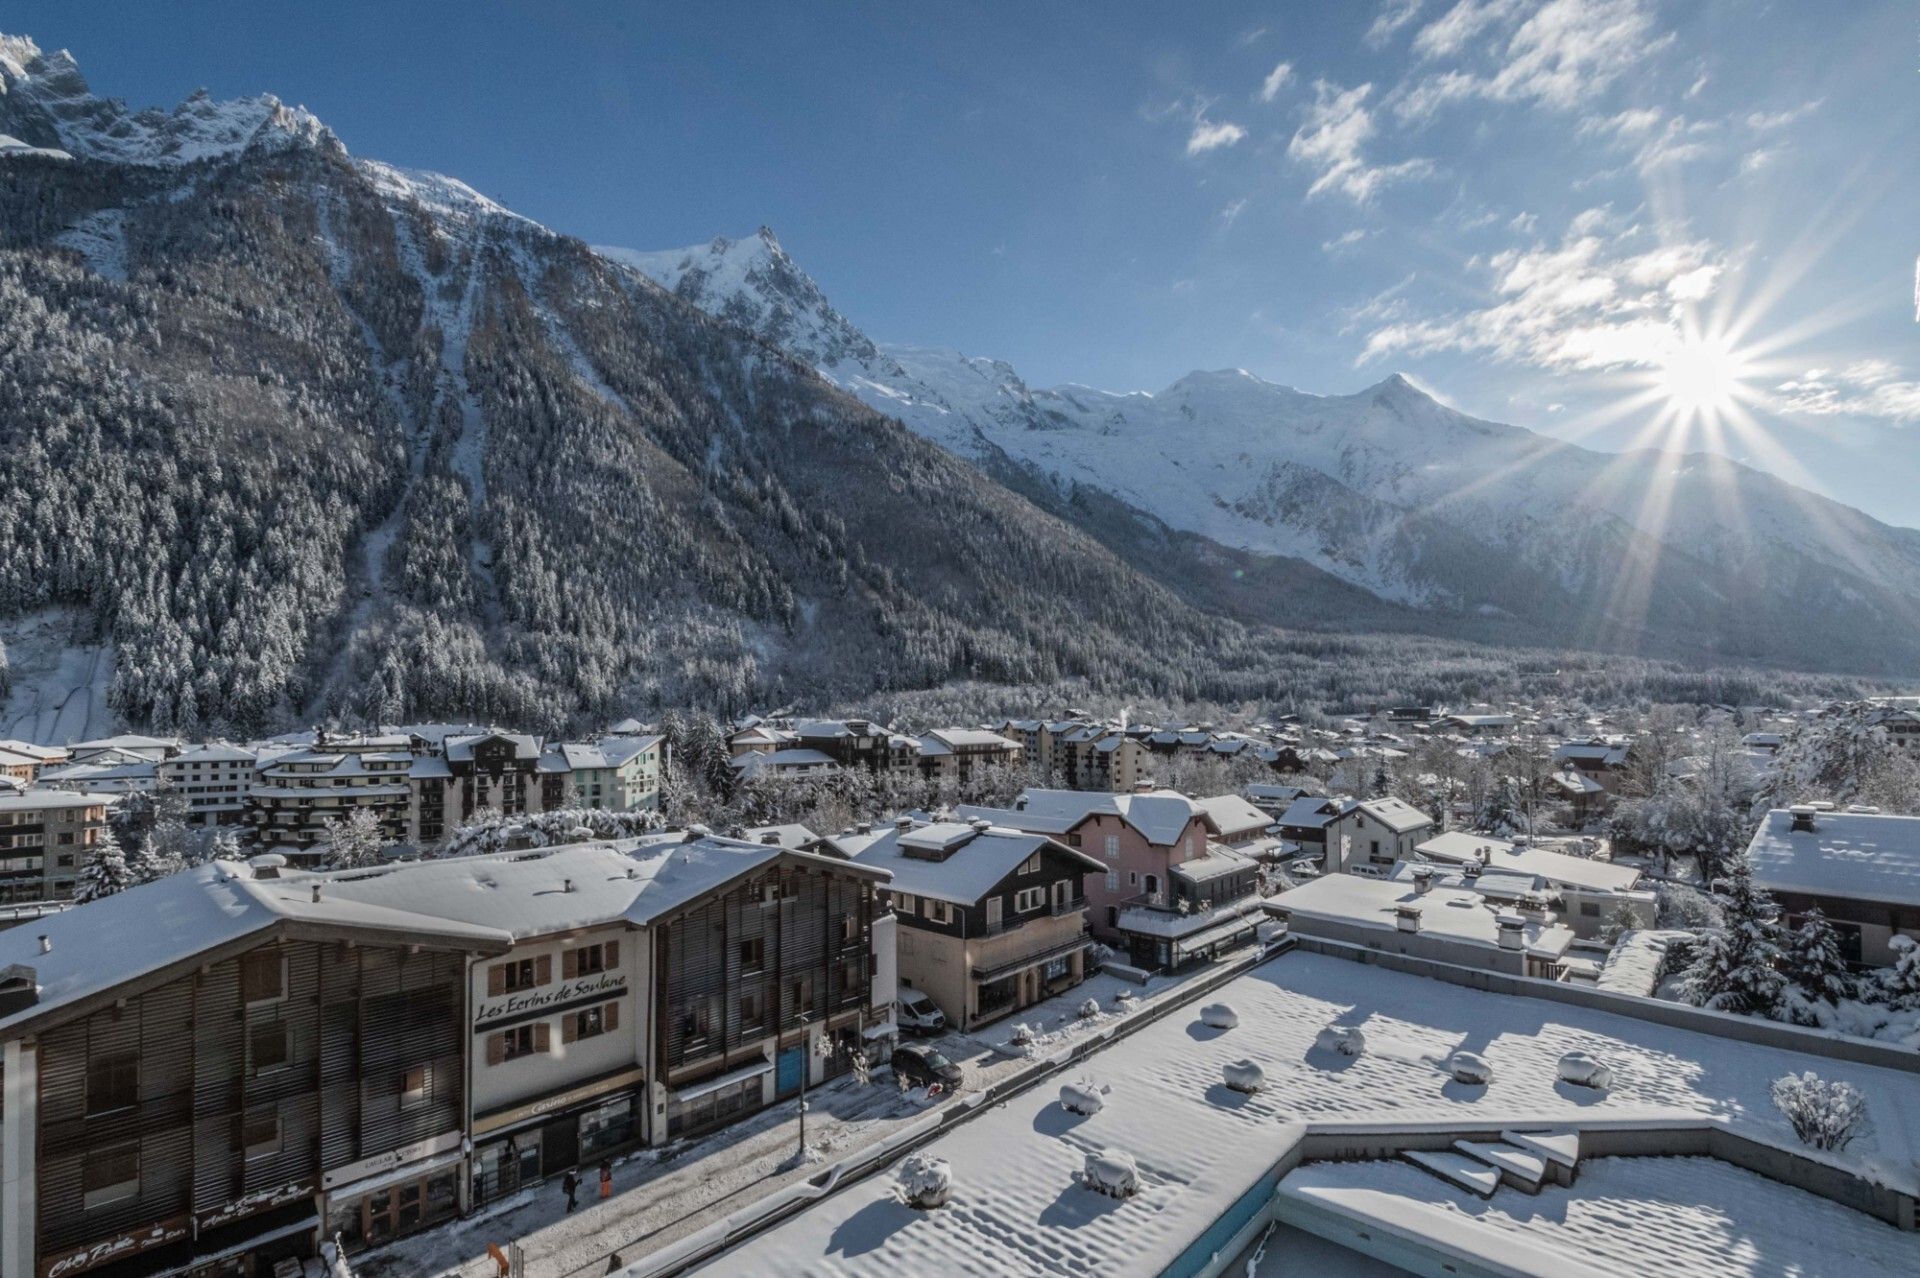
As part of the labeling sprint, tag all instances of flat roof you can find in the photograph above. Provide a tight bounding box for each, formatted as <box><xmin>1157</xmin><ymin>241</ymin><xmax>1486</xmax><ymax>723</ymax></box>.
<box><xmin>1269</xmin><ymin>873</ymin><xmax>1574</xmax><ymax>960</ymax></box>
<box><xmin>694</xmin><ymin>952</ymin><xmax>1920</xmax><ymax>1276</ymax></box>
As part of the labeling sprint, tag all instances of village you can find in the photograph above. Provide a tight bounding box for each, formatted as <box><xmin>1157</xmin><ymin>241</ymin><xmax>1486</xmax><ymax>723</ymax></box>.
<box><xmin>2</xmin><ymin>693</ymin><xmax>1920</xmax><ymax>1276</ymax></box>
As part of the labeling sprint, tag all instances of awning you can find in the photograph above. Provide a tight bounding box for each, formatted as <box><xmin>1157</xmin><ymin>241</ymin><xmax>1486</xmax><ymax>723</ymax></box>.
<box><xmin>168</xmin><ymin>1203</ymin><xmax>319</xmax><ymax>1275</ymax></box>
<box><xmin>1172</xmin><ymin>913</ymin><xmax>1259</xmax><ymax>957</ymax></box>
<box><xmin>326</xmin><ymin>1148</ymin><xmax>465</xmax><ymax>1203</ymax></box>
<box><xmin>671</xmin><ymin>1058</ymin><xmax>774</xmax><ymax>1103</ymax></box>
<box><xmin>971</xmin><ymin>936</ymin><xmax>1089</xmax><ymax>985</ymax></box>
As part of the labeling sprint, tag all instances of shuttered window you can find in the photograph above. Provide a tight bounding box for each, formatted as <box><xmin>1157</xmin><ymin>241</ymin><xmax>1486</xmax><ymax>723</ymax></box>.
<box><xmin>562</xmin><ymin>1000</ymin><xmax>621</xmax><ymax>1043</ymax></box>
<box><xmin>487</xmin><ymin>955</ymin><xmax>552</xmax><ymax>995</ymax></box>
<box><xmin>487</xmin><ymin>1023</ymin><xmax>549</xmax><ymax>1064</ymax></box>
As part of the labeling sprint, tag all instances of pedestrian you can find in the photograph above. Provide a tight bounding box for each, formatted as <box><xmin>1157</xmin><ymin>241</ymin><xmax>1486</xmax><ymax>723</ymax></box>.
<box><xmin>562</xmin><ymin>1168</ymin><xmax>579</xmax><ymax>1213</ymax></box>
<box><xmin>599</xmin><ymin>1157</ymin><xmax>613</xmax><ymax>1201</ymax></box>
<box><xmin>606</xmin><ymin>1253</ymin><xmax>624</xmax><ymax>1274</ymax></box>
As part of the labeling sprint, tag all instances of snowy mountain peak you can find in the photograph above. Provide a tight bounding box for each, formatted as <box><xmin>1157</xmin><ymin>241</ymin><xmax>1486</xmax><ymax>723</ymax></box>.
<box><xmin>0</xmin><ymin>32</ymin><xmax>336</xmax><ymax>167</ymax></box>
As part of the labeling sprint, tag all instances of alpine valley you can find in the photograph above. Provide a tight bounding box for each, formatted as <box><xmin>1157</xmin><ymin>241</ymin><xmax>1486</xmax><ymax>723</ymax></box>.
<box><xmin>0</xmin><ymin>34</ymin><xmax>1909</xmax><ymax>740</ymax></box>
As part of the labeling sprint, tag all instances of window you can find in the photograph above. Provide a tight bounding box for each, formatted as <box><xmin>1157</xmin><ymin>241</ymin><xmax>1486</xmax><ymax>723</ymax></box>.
<box><xmin>566</xmin><ymin>941</ymin><xmax>618</xmax><ymax>978</ymax></box>
<box><xmin>240</xmin><ymin>950</ymin><xmax>285</xmax><ymax>1004</ymax></box>
<box><xmin>1104</xmin><ymin>835</ymin><xmax>1119</xmax><ymax>858</ymax></box>
<box><xmin>249</xmin><ymin>1020</ymin><xmax>290</xmax><ymax>1075</ymax></box>
<box><xmin>240</xmin><ymin>1108</ymin><xmax>282</xmax><ymax>1160</ymax></box>
<box><xmin>1014</xmin><ymin>887</ymin><xmax>1045</xmax><ymax>913</ymax></box>
<box><xmin>790</xmin><ymin>976</ymin><xmax>815</xmax><ymax>1017</ymax></box>
<box><xmin>489</xmin><ymin>955</ymin><xmax>552</xmax><ymax>995</ymax></box>
<box><xmin>401</xmin><ymin>1065</ymin><xmax>429</xmax><ymax>1108</ymax></box>
<box><xmin>87</xmin><ymin>1052</ymin><xmax>138</xmax><ymax>1116</ymax></box>
<box><xmin>1053</xmin><ymin>880</ymin><xmax>1071</xmax><ymax>911</ymax></box>
<box><xmin>82</xmin><ymin>1142</ymin><xmax>140</xmax><ymax>1210</ymax></box>
<box><xmin>739</xmin><ymin>936</ymin><xmax>765</xmax><ymax>972</ymax></box>
<box><xmin>923</xmin><ymin>899</ymin><xmax>953</xmax><ymax>925</ymax></box>
<box><xmin>493</xmin><ymin>1024</ymin><xmax>548</xmax><ymax>1063</ymax></box>
<box><xmin>1129</xmin><ymin>871</ymin><xmax>1139</xmax><ymax>887</ymax></box>
<box><xmin>568</xmin><ymin>1001</ymin><xmax>620</xmax><ymax>1042</ymax></box>
<box><xmin>841</xmin><ymin>916</ymin><xmax>859</xmax><ymax>945</ymax></box>
<box><xmin>738</xmin><ymin>990</ymin><xmax>763</xmax><ymax>1031</ymax></box>
<box><xmin>1580</xmin><ymin>902</ymin><xmax>1601</xmax><ymax>917</ymax></box>
<box><xmin>1105</xmin><ymin>869</ymin><xmax>1118</xmax><ymax>891</ymax></box>
<box><xmin>1020</xmin><ymin>853</ymin><xmax>1041</xmax><ymax>875</ymax></box>
<box><xmin>893</xmin><ymin>892</ymin><xmax>917</xmax><ymax>915</ymax></box>
<box><xmin>678</xmin><ymin>998</ymin><xmax>716</xmax><ymax>1043</ymax></box>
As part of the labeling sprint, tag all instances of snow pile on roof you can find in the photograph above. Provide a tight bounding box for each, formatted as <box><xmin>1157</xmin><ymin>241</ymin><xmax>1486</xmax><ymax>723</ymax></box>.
<box><xmin>697</xmin><ymin>952</ymin><xmax>1920</xmax><ymax>1276</ymax></box>
<box><xmin>1281</xmin><ymin>1155</ymin><xmax>1920</xmax><ymax>1276</ymax></box>
<box><xmin>1415</xmin><ymin>831</ymin><xmax>1642</xmax><ymax>894</ymax></box>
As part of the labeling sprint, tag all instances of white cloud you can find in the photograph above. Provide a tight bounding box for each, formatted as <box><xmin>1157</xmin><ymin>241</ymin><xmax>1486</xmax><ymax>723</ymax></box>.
<box><xmin>1773</xmin><ymin>360</ymin><xmax>1920</xmax><ymax>423</ymax></box>
<box><xmin>1289</xmin><ymin>80</ymin><xmax>1434</xmax><ymax>202</ymax></box>
<box><xmin>1746</xmin><ymin>99</ymin><xmax>1823</xmax><ymax>132</ymax></box>
<box><xmin>1509</xmin><ymin>211</ymin><xmax>1539</xmax><ymax>234</ymax></box>
<box><xmin>1357</xmin><ymin>211</ymin><xmax>1725</xmax><ymax>373</ymax></box>
<box><xmin>1258</xmin><ymin>61</ymin><xmax>1295</xmax><ymax>102</ymax></box>
<box><xmin>1187</xmin><ymin>118</ymin><xmax>1247</xmax><ymax>155</ymax></box>
<box><xmin>1365</xmin><ymin>0</ymin><xmax>1426</xmax><ymax>48</ymax></box>
<box><xmin>1739</xmin><ymin>147</ymin><xmax>1781</xmax><ymax>175</ymax></box>
<box><xmin>1395</xmin><ymin>0</ymin><xmax>1671</xmax><ymax>120</ymax></box>
<box><xmin>1579</xmin><ymin>106</ymin><xmax>1715</xmax><ymax>169</ymax></box>
<box><xmin>1321</xmin><ymin>228</ymin><xmax>1372</xmax><ymax>254</ymax></box>
<box><xmin>1219</xmin><ymin>197</ymin><xmax>1250</xmax><ymax>224</ymax></box>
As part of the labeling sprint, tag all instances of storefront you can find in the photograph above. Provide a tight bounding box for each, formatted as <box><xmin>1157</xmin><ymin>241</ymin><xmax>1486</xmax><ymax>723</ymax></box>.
<box><xmin>471</xmin><ymin>1067</ymin><xmax>646</xmax><ymax>1205</ymax></box>
<box><xmin>320</xmin><ymin>1133</ymin><xmax>466</xmax><ymax>1254</ymax></box>
<box><xmin>664</xmin><ymin>1059</ymin><xmax>772</xmax><ymax>1141</ymax></box>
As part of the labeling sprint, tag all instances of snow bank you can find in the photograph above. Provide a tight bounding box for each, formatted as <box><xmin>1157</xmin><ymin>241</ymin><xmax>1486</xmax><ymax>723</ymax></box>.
<box><xmin>897</xmin><ymin>1154</ymin><xmax>953</xmax><ymax>1209</ymax></box>
<box><xmin>1200</xmin><ymin>1002</ymin><xmax>1239</xmax><ymax>1030</ymax></box>
<box><xmin>1557</xmin><ymin>1051</ymin><xmax>1613</xmax><ymax>1091</ymax></box>
<box><xmin>1314</xmin><ymin>1024</ymin><xmax>1367</xmax><ymax>1057</ymax></box>
<box><xmin>1084</xmin><ymin>1148</ymin><xmax>1140</xmax><ymax>1199</ymax></box>
<box><xmin>1223</xmin><ymin>1058</ymin><xmax>1266</xmax><ymax>1094</ymax></box>
<box><xmin>1078</xmin><ymin>997</ymin><xmax>1102</xmax><ymax>1019</ymax></box>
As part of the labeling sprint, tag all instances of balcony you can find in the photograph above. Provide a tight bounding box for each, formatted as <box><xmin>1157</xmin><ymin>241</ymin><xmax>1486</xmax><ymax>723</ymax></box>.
<box><xmin>979</xmin><ymin>894</ymin><xmax>1086</xmax><ymax>937</ymax></box>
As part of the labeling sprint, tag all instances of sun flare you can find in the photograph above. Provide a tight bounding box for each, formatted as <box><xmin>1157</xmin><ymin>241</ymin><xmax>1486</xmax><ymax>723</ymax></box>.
<box><xmin>1655</xmin><ymin>333</ymin><xmax>1751</xmax><ymax>422</ymax></box>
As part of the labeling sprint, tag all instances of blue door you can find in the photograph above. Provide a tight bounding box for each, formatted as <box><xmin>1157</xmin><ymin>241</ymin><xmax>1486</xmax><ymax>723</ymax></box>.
<box><xmin>776</xmin><ymin>1046</ymin><xmax>805</xmax><ymax>1096</ymax></box>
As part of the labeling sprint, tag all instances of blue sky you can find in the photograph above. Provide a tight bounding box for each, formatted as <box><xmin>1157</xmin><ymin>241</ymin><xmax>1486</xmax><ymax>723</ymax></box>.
<box><xmin>15</xmin><ymin>1</ymin><xmax>1920</xmax><ymax>522</ymax></box>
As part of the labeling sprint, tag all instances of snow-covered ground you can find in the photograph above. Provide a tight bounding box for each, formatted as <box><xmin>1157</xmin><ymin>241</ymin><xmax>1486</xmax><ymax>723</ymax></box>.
<box><xmin>692</xmin><ymin>950</ymin><xmax>1920</xmax><ymax>1276</ymax></box>
<box><xmin>1284</xmin><ymin>1154</ymin><xmax>1920</xmax><ymax>1276</ymax></box>
<box><xmin>0</xmin><ymin>608</ymin><xmax>117</xmax><ymax>745</ymax></box>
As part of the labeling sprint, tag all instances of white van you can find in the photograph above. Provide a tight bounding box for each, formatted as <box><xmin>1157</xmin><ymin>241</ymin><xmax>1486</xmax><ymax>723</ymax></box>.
<box><xmin>897</xmin><ymin>988</ymin><xmax>947</xmax><ymax>1036</ymax></box>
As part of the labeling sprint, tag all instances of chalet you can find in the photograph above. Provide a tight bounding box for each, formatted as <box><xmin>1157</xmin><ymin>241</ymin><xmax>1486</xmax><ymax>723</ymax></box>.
<box><xmin>1274</xmin><ymin>796</ymin><xmax>1348</xmax><ymax>867</ymax></box>
<box><xmin>1324</xmin><ymin>797</ymin><xmax>1434</xmax><ymax>874</ymax></box>
<box><xmin>1746</xmin><ymin>806</ymin><xmax>1920</xmax><ymax>966</ymax></box>
<box><xmin>832</xmin><ymin>817</ymin><xmax>1101</xmax><ymax>1030</ymax></box>
<box><xmin>0</xmin><ymin>859</ymin><xmax>506</xmax><ymax>1277</ymax></box>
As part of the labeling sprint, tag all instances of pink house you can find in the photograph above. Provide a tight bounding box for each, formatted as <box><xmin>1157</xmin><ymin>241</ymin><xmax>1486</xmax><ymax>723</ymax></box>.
<box><xmin>958</xmin><ymin>788</ymin><xmax>1262</xmax><ymax>970</ymax></box>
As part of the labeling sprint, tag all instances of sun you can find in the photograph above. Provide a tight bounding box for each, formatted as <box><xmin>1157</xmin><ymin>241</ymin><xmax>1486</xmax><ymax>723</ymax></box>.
<box><xmin>1655</xmin><ymin>332</ymin><xmax>1751</xmax><ymax>422</ymax></box>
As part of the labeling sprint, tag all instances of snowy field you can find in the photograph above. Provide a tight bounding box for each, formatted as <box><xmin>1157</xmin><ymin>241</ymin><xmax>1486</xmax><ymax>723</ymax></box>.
<box><xmin>0</xmin><ymin>608</ymin><xmax>117</xmax><ymax>745</ymax></box>
<box><xmin>693</xmin><ymin>950</ymin><xmax>1920</xmax><ymax>1277</ymax></box>
<box><xmin>1283</xmin><ymin>1154</ymin><xmax>1920</xmax><ymax>1276</ymax></box>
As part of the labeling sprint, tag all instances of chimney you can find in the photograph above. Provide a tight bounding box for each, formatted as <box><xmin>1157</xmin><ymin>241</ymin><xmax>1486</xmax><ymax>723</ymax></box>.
<box><xmin>895</xmin><ymin>815</ymin><xmax>915</xmax><ymax>832</ymax></box>
<box><xmin>563</xmin><ymin>878</ymin><xmax>575</xmax><ymax>894</ymax></box>
<box><xmin>1411</xmin><ymin>866</ymin><xmax>1434</xmax><ymax>896</ymax></box>
<box><xmin>969</xmin><ymin>818</ymin><xmax>991</xmax><ymax>833</ymax></box>
<box><xmin>1789</xmin><ymin>804</ymin><xmax>1817</xmax><ymax>833</ymax></box>
<box><xmin>761</xmin><ymin>832</ymin><xmax>781</xmax><ymax>845</ymax></box>
<box><xmin>685</xmin><ymin>824</ymin><xmax>711</xmax><ymax>842</ymax></box>
<box><xmin>1395</xmin><ymin>903</ymin><xmax>1422</xmax><ymax>933</ymax></box>
<box><xmin>37</xmin><ymin>935</ymin><xmax>51</xmax><ymax>955</ymax></box>
<box><xmin>1462</xmin><ymin>860</ymin><xmax>1482</xmax><ymax>883</ymax></box>
<box><xmin>311</xmin><ymin>883</ymin><xmax>322</xmax><ymax>904</ymax></box>
<box><xmin>1495</xmin><ymin>913</ymin><xmax>1525</xmax><ymax>950</ymax></box>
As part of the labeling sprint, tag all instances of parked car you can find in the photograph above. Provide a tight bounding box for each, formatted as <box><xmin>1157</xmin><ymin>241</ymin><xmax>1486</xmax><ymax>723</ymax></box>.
<box><xmin>896</xmin><ymin>988</ymin><xmax>947</xmax><ymax>1036</ymax></box>
<box><xmin>891</xmin><ymin>1043</ymin><xmax>963</xmax><ymax>1091</ymax></box>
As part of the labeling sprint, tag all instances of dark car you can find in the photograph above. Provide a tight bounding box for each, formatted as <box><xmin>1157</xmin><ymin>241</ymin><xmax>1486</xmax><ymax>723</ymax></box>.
<box><xmin>891</xmin><ymin>1042</ymin><xmax>963</xmax><ymax>1091</ymax></box>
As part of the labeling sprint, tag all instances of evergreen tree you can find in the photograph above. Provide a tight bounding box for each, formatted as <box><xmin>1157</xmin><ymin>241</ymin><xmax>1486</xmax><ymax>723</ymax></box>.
<box><xmin>1875</xmin><ymin>935</ymin><xmax>1920</xmax><ymax>1010</ymax></box>
<box><xmin>75</xmin><ymin>827</ymin><xmax>136</xmax><ymax>904</ymax></box>
<box><xmin>1676</xmin><ymin>856</ymin><xmax>1787</xmax><ymax>1016</ymax></box>
<box><xmin>1784</xmin><ymin>908</ymin><xmax>1856</xmax><ymax>1005</ymax></box>
<box><xmin>321</xmin><ymin>808</ymin><xmax>386</xmax><ymax>871</ymax></box>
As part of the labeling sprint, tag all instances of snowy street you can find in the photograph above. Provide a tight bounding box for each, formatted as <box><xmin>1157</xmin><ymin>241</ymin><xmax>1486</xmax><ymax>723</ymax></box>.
<box><xmin>356</xmin><ymin>947</ymin><xmax>1254</xmax><ymax>1278</ymax></box>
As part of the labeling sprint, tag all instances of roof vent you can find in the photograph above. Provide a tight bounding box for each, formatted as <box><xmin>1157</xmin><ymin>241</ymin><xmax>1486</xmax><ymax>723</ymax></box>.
<box><xmin>969</xmin><ymin>818</ymin><xmax>992</xmax><ymax>833</ymax></box>
<box><xmin>248</xmin><ymin>853</ymin><xmax>287</xmax><ymax>880</ymax></box>
<box><xmin>1789</xmin><ymin>804</ymin><xmax>1817</xmax><ymax>833</ymax></box>
<box><xmin>686</xmin><ymin>824</ymin><xmax>711</xmax><ymax>842</ymax></box>
<box><xmin>895</xmin><ymin>816</ymin><xmax>914</xmax><ymax>832</ymax></box>
<box><xmin>564</xmin><ymin>878</ymin><xmax>575</xmax><ymax>894</ymax></box>
<box><xmin>1395</xmin><ymin>903</ymin><xmax>1422</xmax><ymax>933</ymax></box>
<box><xmin>311</xmin><ymin>883</ymin><xmax>322</xmax><ymax>904</ymax></box>
<box><xmin>37</xmin><ymin>934</ymin><xmax>51</xmax><ymax>955</ymax></box>
<box><xmin>761</xmin><ymin>832</ymin><xmax>782</xmax><ymax>845</ymax></box>
<box><xmin>626</xmin><ymin>866</ymin><xmax>639</xmax><ymax>880</ymax></box>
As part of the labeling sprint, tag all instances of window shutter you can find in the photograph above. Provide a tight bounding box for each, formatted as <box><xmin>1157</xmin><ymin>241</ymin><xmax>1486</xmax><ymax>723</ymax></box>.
<box><xmin>562</xmin><ymin>949</ymin><xmax>578</xmax><ymax>980</ymax></box>
<box><xmin>605</xmin><ymin>1001</ymin><xmax>619</xmax><ymax>1033</ymax></box>
<box><xmin>534</xmin><ymin>1022</ymin><xmax>551</xmax><ymax>1052</ymax></box>
<box><xmin>562</xmin><ymin>1014</ymin><xmax>578</xmax><ymax>1045</ymax></box>
<box><xmin>487</xmin><ymin>964</ymin><xmax>505</xmax><ymax>998</ymax></box>
<box><xmin>536</xmin><ymin>954</ymin><xmax>553</xmax><ymax>985</ymax></box>
<box><xmin>486</xmin><ymin>1034</ymin><xmax>505</xmax><ymax>1066</ymax></box>
<box><xmin>605</xmin><ymin>940</ymin><xmax>619</xmax><ymax>969</ymax></box>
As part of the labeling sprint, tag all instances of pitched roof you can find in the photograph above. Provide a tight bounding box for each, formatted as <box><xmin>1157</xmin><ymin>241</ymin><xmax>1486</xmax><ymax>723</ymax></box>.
<box><xmin>845</xmin><ymin>822</ymin><xmax>1099</xmax><ymax>906</ymax></box>
<box><xmin>1746</xmin><ymin>808</ymin><xmax>1920</xmax><ymax>907</ymax></box>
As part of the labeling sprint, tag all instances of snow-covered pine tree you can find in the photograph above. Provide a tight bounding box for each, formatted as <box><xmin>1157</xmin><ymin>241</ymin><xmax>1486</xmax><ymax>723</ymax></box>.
<box><xmin>75</xmin><ymin>827</ymin><xmax>136</xmax><ymax>904</ymax></box>
<box><xmin>1875</xmin><ymin>935</ymin><xmax>1920</xmax><ymax>1010</ymax></box>
<box><xmin>1784</xmin><ymin>908</ymin><xmax>1856</xmax><ymax>1005</ymax></box>
<box><xmin>321</xmin><ymin>808</ymin><xmax>386</xmax><ymax>871</ymax></box>
<box><xmin>1675</xmin><ymin>856</ymin><xmax>1787</xmax><ymax>1017</ymax></box>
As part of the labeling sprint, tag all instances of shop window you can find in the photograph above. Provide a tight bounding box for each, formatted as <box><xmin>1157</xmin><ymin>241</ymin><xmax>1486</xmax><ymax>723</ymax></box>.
<box><xmin>240</xmin><ymin>950</ymin><xmax>285</xmax><ymax>1004</ymax></box>
<box><xmin>82</xmin><ymin>1141</ymin><xmax>140</xmax><ymax>1210</ymax></box>
<box><xmin>250</xmin><ymin>1020</ymin><xmax>290</xmax><ymax>1075</ymax></box>
<box><xmin>86</xmin><ymin>1052</ymin><xmax>138</xmax><ymax>1116</ymax></box>
<box><xmin>240</xmin><ymin>1108</ymin><xmax>282</xmax><ymax>1160</ymax></box>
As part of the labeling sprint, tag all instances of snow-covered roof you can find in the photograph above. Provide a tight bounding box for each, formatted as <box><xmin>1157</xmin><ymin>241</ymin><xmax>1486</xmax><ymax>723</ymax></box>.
<box><xmin>0</xmin><ymin>789</ymin><xmax>114</xmax><ymax>812</ymax></box>
<box><xmin>1277</xmin><ymin>796</ymin><xmax>1347</xmax><ymax>830</ymax></box>
<box><xmin>409</xmin><ymin>756</ymin><xmax>453</xmax><ymax>779</ymax></box>
<box><xmin>1192</xmin><ymin>794</ymin><xmax>1271</xmax><ymax>839</ymax></box>
<box><xmin>1355</xmin><ymin>797</ymin><xmax>1433</xmax><ymax>833</ymax></box>
<box><xmin>0</xmin><ymin>860</ymin><xmax>512</xmax><ymax>1037</ymax></box>
<box><xmin>1006</xmin><ymin>788</ymin><xmax>1209</xmax><ymax>846</ymax></box>
<box><xmin>1279</xmin><ymin>1155</ymin><xmax>1920</xmax><ymax>1277</ymax></box>
<box><xmin>1415</xmin><ymin>832</ymin><xmax>1642</xmax><ymax>894</ymax></box>
<box><xmin>921</xmin><ymin>728</ymin><xmax>1020</xmax><ymax>751</ymax></box>
<box><xmin>161</xmin><ymin>743</ymin><xmax>258</xmax><ymax>765</ymax></box>
<box><xmin>1746</xmin><ymin>808</ymin><xmax>1920</xmax><ymax>906</ymax></box>
<box><xmin>694</xmin><ymin>951</ymin><xmax>1920</xmax><ymax>1277</ymax></box>
<box><xmin>445</xmin><ymin>732</ymin><xmax>541</xmax><ymax>762</ymax></box>
<box><xmin>845</xmin><ymin>821</ymin><xmax>1100</xmax><ymax>906</ymax></box>
<box><xmin>597</xmin><ymin>734</ymin><xmax>664</xmax><ymax>766</ymax></box>
<box><xmin>0</xmin><ymin>740</ymin><xmax>67</xmax><ymax>762</ymax></box>
<box><xmin>731</xmin><ymin>748</ymin><xmax>837</xmax><ymax>774</ymax></box>
<box><xmin>1269</xmin><ymin>874</ymin><xmax>1573</xmax><ymax>960</ymax></box>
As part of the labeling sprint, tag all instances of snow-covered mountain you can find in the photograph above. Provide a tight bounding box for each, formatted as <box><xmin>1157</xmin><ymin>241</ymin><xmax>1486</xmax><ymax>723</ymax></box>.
<box><xmin>603</xmin><ymin>231</ymin><xmax>1920</xmax><ymax>673</ymax></box>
